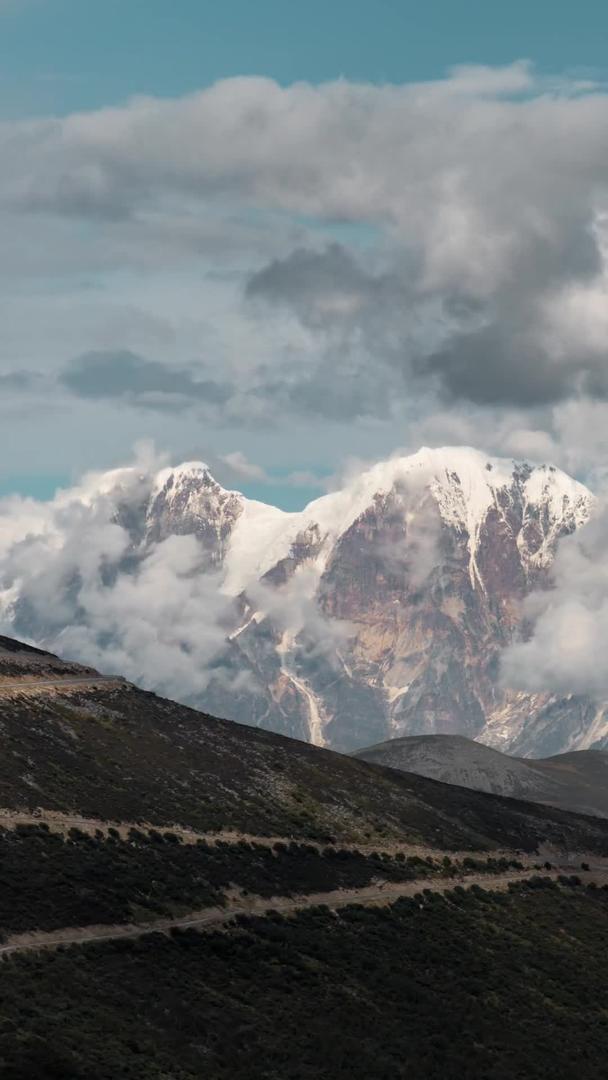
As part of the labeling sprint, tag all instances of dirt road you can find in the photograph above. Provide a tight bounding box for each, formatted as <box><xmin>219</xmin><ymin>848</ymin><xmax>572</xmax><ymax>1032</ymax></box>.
<box><xmin>0</xmin><ymin>807</ymin><xmax>603</xmax><ymax>958</ymax></box>
<box><xmin>0</xmin><ymin>870</ymin><xmax>557</xmax><ymax>958</ymax></box>
<box><xmin>0</xmin><ymin>675</ymin><xmax>125</xmax><ymax>694</ymax></box>
<box><xmin>1</xmin><ymin>807</ymin><xmax>605</xmax><ymax>869</ymax></box>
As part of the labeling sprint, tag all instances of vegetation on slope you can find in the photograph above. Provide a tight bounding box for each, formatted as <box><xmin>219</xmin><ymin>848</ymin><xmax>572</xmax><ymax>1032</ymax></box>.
<box><xmin>0</xmin><ymin>880</ymin><xmax>607</xmax><ymax>1079</ymax></box>
<box><xmin>3</xmin><ymin>685</ymin><xmax>608</xmax><ymax>853</ymax></box>
<box><xmin>0</xmin><ymin>824</ymin><xmax>525</xmax><ymax>937</ymax></box>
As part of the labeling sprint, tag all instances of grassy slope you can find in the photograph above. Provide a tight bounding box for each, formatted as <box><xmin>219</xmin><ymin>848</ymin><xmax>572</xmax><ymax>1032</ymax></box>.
<box><xmin>3</xmin><ymin>642</ymin><xmax>608</xmax><ymax>1078</ymax></box>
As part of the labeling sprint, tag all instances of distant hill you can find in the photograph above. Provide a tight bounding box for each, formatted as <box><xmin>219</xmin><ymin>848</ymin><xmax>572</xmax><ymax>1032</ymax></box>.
<box><xmin>353</xmin><ymin>734</ymin><xmax>608</xmax><ymax>819</ymax></box>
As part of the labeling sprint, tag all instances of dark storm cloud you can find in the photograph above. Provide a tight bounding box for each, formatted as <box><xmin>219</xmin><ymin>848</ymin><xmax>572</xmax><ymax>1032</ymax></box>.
<box><xmin>261</xmin><ymin>361</ymin><xmax>399</xmax><ymax>421</ymax></box>
<box><xmin>0</xmin><ymin>371</ymin><xmax>38</xmax><ymax>392</ymax></box>
<box><xmin>60</xmin><ymin>350</ymin><xmax>231</xmax><ymax>412</ymax></box>
<box><xmin>423</xmin><ymin>324</ymin><xmax>569</xmax><ymax>407</ymax></box>
<box><xmin>247</xmin><ymin>243</ymin><xmax>406</xmax><ymax>329</ymax></box>
<box><xmin>247</xmin><ymin>231</ymin><xmax>608</xmax><ymax>413</ymax></box>
<box><xmin>246</xmin><ymin>244</ymin><xmax>416</xmax><ymax>420</ymax></box>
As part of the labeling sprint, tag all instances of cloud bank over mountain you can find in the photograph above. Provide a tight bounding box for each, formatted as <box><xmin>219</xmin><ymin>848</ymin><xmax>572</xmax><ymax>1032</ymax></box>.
<box><xmin>0</xmin><ymin>448</ymin><xmax>349</xmax><ymax>705</ymax></box>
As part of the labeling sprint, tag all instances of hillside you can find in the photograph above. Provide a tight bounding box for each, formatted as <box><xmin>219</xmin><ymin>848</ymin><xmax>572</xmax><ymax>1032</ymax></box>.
<box><xmin>353</xmin><ymin>734</ymin><xmax>608</xmax><ymax>819</ymax></box>
<box><xmin>2</xmin><ymin>879</ymin><xmax>608</xmax><ymax>1079</ymax></box>
<box><xmin>2</xmin><ymin>635</ymin><xmax>608</xmax><ymax>1078</ymax></box>
<box><xmin>2</xmin><ymin>637</ymin><xmax>608</xmax><ymax>855</ymax></box>
<box><xmin>2</xmin><ymin>446</ymin><xmax>604</xmax><ymax>757</ymax></box>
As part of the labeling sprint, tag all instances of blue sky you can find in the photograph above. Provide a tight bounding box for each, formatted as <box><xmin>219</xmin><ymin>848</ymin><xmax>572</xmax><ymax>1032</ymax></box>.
<box><xmin>2</xmin><ymin>2</ymin><xmax>608</xmax><ymax>509</ymax></box>
<box><xmin>2</xmin><ymin>0</ymin><xmax>607</xmax><ymax>117</ymax></box>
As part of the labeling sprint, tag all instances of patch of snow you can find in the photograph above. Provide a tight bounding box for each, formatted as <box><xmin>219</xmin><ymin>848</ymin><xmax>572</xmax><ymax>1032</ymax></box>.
<box><xmin>276</xmin><ymin>628</ymin><xmax>327</xmax><ymax>746</ymax></box>
<box><xmin>386</xmin><ymin>684</ymin><xmax>410</xmax><ymax>704</ymax></box>
<box><xmin>282</xmin><ymin>668</ymin><xmax>326</xmax><ymax>747</ymax></box>
<box><xmin>522</xmin><ymin>465</ymin><xmax>592</xmax><ymax>524</ymax></box>
<box><xmin>223</xmin><ymin>500</ymin><xmax>297</xmax><ymax>595</ymax></box>
<box><xmin>520</xmin><ymin>465</ymin><xmax>594</xmax><ymax>569</ymax></box>
<box><xmin>227</xmin><ymin>611</ymin><xmax>262</xmax><ymax>642</ymax></box>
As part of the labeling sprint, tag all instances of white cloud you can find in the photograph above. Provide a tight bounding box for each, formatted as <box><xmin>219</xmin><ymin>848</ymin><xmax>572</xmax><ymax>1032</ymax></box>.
<box><xmin>219</xmin><ymin>451</ymin><xmax>268</xmax><ymax>483</ymax></box>
<box><xmin>4</xmin><ymin>64</ymin><xmax>608</xmax><ymax>484</ymax></box>
<box><xmin>0</xmin><ymin>447</ymin><xmax>342</xmax><ymax>703</ymax></box>
<box><xmin>0</xmin><ymin>454</ymin><xmax>242</xmax><ymax>700</ymax></box>
<box><xmin>501</xmin><ymin>501</ymin><xmax>608</xmax><ymax>697</ymax></box>
<box><xmin>246</xmin><ymin>565</ymin><xmax>353</xmax><ymax>668</ymax></box>
<box><xmin>54</xmin><ymin>534</ymin><xmax>237</xmax><ymax>699</ymax></box>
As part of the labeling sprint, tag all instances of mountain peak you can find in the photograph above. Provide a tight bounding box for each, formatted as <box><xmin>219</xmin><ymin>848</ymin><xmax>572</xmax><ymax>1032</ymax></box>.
<box><xmin>152</xmin><ymin>460</ymin><xmax>216</xmax><ymax>496</ymax></box>
<box><xmin>144</xmin><ymin>445</ymin><xmax>593</xmax><ymax>596</ymax></box>
<box><xmin>289</xmin><ymin>445</ymin><xmax>592</xmax><ymax>569</ymax></box>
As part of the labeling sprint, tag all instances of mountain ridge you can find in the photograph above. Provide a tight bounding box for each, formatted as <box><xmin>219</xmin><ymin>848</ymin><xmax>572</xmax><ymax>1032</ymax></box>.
<box><xmin>141</xmin><ymin>445</ymin><xmax>594</xmax><ymax>594</ymax></box>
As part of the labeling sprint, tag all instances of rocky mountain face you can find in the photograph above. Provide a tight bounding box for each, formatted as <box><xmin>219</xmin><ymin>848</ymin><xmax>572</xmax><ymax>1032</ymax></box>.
<box><xmin>198</xmin><ymin>446</ymin><xmax>597</xmax><ymax>756</ymax></box>
<box><xmin>353</xmin><ymin>734</ymin><xmax>608</xmax><ymax>819</ymax></box>
<box><xmin>1</xmin><ymin>447</ymin><xmax>603</xmax><ymax>756</ymax></box>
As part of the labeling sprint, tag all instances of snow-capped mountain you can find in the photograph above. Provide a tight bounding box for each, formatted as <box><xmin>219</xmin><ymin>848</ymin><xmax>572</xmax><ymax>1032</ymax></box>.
<box><xmin>0</xmin><ymin>446</ymin><xmax>602</xmax><ymax>756</ymax></box>
<box><xmin>144</xmin><ymin>447</ymin><xmax>591</xmax><ymax>593</ymax></box>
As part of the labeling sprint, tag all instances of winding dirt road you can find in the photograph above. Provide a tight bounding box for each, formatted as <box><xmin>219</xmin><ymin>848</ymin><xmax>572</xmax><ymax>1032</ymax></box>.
<box><xmin>0</xmin><ymin>716</ymin><xmax>602</xmax><ymax>959</ymax></box>
<box><xmin>0</xmin><ymin>807</ymin><xmax>582</xmax><ymax>864</ymax></box>
<box><xmin>0</xmin><ymin>870</ymin><xmax>557</xmax><ymax>958</ymax></box>
<box><xmin>0</xmin><ymin>808</ymin><xmax>603</xmax><ymax>958</ymax></box>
